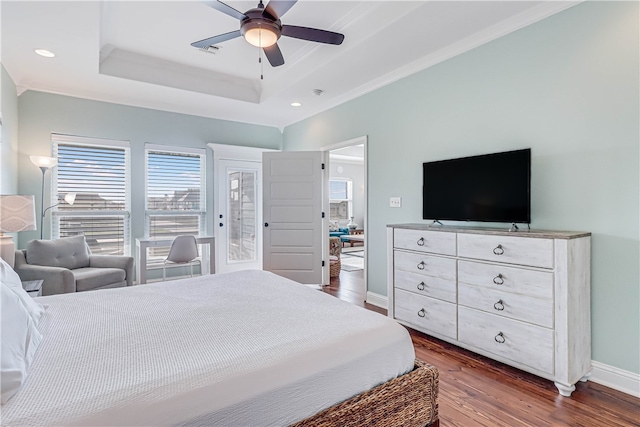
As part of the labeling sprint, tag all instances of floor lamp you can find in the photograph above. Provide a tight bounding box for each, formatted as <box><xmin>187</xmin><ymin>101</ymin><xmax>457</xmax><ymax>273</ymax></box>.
<box><xmin>30</xmin><ymin>155</ymin><xmax>58</xmax><ymax>239</ymax></box>
<box><xmin>0</xmin><ymin>195</ymin><xmax>37</xmax><ymax>268</ymax></box>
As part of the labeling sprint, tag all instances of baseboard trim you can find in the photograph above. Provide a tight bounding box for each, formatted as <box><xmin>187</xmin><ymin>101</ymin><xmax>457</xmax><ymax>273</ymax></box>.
<box><xmin>365</xmin><ymin>291</ymin><xmax>388</xmax><ymax>309</ymax></box>
<box><xmin>590</xmin><ymin>361</ymin><xmax>640</xmax><ymax>398</ymax></box>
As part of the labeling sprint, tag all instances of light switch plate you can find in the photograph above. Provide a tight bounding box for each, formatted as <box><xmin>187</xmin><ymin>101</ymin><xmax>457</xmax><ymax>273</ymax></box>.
<box><xmin>390</xmin><ymin>197</ymin><xmax>402</xmax><ymax>208</ymax></box>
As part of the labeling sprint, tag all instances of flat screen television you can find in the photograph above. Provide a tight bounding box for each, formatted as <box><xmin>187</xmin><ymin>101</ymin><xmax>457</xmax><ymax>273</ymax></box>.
<box><xmin>423</xmin><ymin>148</ymin><xmax>531</xmax><ymax>224</ymax></box>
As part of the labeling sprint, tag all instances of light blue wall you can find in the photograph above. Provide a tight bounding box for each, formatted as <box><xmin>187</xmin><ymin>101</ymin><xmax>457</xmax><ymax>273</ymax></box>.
<box><xmin>283</xmin><ymin>2</ymin><xmax>639</xmax><ymax>374</ymax></box>
<box><xmin>1</xmin><ymin>64</ymin><xmax>19</xmax><ymax>194</ymax></box>
<box><xmin>17</xmin><ymin>91</ymin><xmax>282</xmax><ymax>248</ymax></box>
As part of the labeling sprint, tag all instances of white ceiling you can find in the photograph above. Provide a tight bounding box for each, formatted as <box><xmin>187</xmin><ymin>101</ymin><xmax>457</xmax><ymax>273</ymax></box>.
<box><xmin>1</xmin><ymin>1</ymin><xmax>578</xmax><ymax>131</ymax></box>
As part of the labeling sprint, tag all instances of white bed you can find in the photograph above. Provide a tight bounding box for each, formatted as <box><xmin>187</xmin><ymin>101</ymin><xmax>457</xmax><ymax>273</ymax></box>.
<box><xmin>2</xmin><ymin>270</ymin><xmax>415</xmax><ymax>426</ymax></box>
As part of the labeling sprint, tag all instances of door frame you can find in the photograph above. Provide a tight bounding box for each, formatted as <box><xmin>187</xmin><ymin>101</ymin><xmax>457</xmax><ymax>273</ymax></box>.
<box><xmin>320</xmin><ymin>135</ymin><xmax>368</xmax><ymax>290</ymax></box>
<box><xmin>208</xmin><ymin>143</ymin><xmax>278</xmax><ymax>273</ymax></box>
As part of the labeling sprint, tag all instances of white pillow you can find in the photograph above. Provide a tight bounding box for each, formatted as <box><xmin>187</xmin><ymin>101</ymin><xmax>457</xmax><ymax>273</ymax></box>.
<box><xmin>0</xmin><ymin>258</ymin><xmax>45</xmax><ymax>326</ymax></box>
<box><xmin>1</xmin><ymin>283</ymin><xmax>43</xmax><ymax>404</ymax></box>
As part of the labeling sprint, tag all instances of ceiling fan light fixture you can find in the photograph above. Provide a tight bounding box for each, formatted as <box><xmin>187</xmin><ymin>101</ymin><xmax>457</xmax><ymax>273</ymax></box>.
<box><xmin>244</xmin><ymin>27</ymin><xmax>278</xmax><ymax>48</ymax></box>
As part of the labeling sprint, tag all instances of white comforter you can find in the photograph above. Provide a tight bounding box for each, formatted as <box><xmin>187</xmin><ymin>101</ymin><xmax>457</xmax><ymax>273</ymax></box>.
<box><xmin>1</xmin><ymin>270</ymin><xmax>415</xmax><ymax>426</ymax></box>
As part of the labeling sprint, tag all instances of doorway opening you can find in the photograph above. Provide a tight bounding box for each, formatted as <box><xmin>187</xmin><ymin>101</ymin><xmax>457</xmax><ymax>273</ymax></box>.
<box><xmin>323</xmin><ymin>136</ymin><xmax>367</xmax><ymax>302</ymax></box>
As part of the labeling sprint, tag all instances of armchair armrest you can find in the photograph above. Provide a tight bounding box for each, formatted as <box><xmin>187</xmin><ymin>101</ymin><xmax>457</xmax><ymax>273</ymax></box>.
<box><xmin>89</xmin><ymin>255</ymin><xmax>134</xmax><ymax>286</ymax></box>
<box><xmin>13</xmin><ymin>263</ymin><xmax>76</xmax><ymax>295</ymax></box>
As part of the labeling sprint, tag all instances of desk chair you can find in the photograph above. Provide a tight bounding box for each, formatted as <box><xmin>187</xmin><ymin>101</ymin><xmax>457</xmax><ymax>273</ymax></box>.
<box><xmin>163</xmin><ymin>235</ymin><xmax>201</xmax><ymax>281</ymax></box>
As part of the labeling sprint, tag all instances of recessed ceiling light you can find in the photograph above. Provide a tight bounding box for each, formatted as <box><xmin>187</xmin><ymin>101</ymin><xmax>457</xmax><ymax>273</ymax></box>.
<box><xmin>291</xmin><ymin>102</ymin><xmax>302</xmax><ymax>107</ymax></box>
<box><xmin>34</xmin><ymin>49</ymin><xmax>55</xmax><ymax>58</ymax></box>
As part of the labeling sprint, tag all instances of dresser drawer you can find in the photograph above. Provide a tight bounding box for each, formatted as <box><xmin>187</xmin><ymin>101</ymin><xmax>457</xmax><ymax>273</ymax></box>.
<box><xmin>458</xmin><ymin>260</ymin><xmax>553</xmax><ymax>300</ymax></box>
<box><xmin>458</xmin><ymin>233</ymin><xmax>553</xmax><ymax>268</ymax></box>
<box><xmin>395</xmin><ymin>269</ymin><xmax>456</xmax><ymax>303</ymax></box>
<box><xmin>458</xmin><ymin>306</ymin><xmax>554</xmax><ymax>375</ymax></box>
<box><xmin>394</xmin><ymin>229</ymin><xmax>456</xmax><ymax>256</ymax></box>
<box><xmin>458</xmin><ymin>284</ymin><xmax>553</xmax><ymax>328</ymax></box>
<box><xmin>394</xmin><ymin>289</ymin><xmax>457</xmax><ymax>340</ymax></box>
<box><xmin>394</xmin><ymin>250</ymin><xmax>456</xmax><ymax>281</ymax></box>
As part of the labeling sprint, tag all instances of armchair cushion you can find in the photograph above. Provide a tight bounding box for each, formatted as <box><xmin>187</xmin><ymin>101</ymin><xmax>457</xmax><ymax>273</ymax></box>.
<box><xmin>73</xmin><ymin>268</ymin><xmax>126</xmax><ymax>292</ymax></box>
<box><xmin>26</xmin><ymin>235</ymin><xmax>90</xmax><ymax>270</ymax></box>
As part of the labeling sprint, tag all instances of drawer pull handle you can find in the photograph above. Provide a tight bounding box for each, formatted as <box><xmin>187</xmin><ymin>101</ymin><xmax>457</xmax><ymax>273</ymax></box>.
<box><xmin>493</xmin><ymin>274</ymin><xmax>504</xmax><ymax>285</ymax></box>
<box><xmin>417</xmin><ymin>237</ymin><xmax>425</xmax><ymax>246</ymax></box>
<box><xmin>495</xmin><ymin>332</ymin><xmax>506</xmax><ymax>344</ymax></box>
<box><xmin>493</xmin><ymin>244</ymin><xmax>504</xmax><ymax>255</ymax></box>
<box><xmin>418</xmin><ymin>308</ymin><xmax>426</xmax><ymax>318</ymax></box>
<box><xmin>417</xmin><ymin>261</ymin><xmax>426</xmax><ymax>270</ymax></box>
<box><xmin>494</xmin><ymin>300</ymin><xmax>505</xmax><ymax>311</ymax></box>
<box><xmin>417</xmin><ymin>282</ymin><xmax>426</xmax><ymax>291</ymax></box>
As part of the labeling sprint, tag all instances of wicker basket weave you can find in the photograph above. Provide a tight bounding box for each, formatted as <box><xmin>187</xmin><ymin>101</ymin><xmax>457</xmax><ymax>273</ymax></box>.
<box><xmin>292</xmin><ymin>359</ymin><xmax>439</xmax><ymax>427</ymax></box>
<box><xmin>329</xmin><ymin>259</ymin><xmax>341</xmax><ymax>277</ymax></box>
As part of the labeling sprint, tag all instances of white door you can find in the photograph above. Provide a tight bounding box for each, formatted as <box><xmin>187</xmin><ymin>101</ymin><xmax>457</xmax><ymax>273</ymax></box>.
<box><xmin>217</xmin><ymin>159</ymin><xmax>262</xmax><ymax>273</ymax></box>
<box><xmin>263</xmin><ymin>151</ymin><xmax>324</xmax><ymax>284</ymax></box>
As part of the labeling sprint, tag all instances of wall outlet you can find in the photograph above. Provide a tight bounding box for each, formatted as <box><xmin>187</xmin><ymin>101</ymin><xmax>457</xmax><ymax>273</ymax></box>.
<box><xmin>390</xmin><ymin>197</ymin><xmax>402</xmax><ymax>208</ymax></box>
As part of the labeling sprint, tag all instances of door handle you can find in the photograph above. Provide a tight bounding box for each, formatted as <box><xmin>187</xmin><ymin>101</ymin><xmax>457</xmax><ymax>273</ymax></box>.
<box><xmin>264</xmin><ymin>223</ymin><xmax>269</xmax><ymax>227</ymax></box>
<box><xmin>219</xmin><ymin>223</ymin><xmax>224</xmax><ymax>227</ymax></box>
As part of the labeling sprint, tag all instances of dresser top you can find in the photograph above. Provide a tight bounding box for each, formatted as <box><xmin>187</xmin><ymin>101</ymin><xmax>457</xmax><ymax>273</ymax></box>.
<box><xmin>387</xmin><ymin>223</ymin><xmax>590</xmax><ymax>239</ymax></box>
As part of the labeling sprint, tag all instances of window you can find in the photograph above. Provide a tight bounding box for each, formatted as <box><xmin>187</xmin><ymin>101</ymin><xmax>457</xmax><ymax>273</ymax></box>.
<box><xmin>145</xmin><ymin>145</ymin><xmax>206</xmax><ymax>259</ymax></box>
<box><xmin>329</xmin><ymin>179</ymin><xmax>352</xmax><ymax>222</ymax></box>
<box><xmin>227</xmin><ymin>169</ymin><xmax>257</xmax><ymax>262</ymax></box>
<box><xmin>52</xmin><ymin>135</ymin><xmax>131</xmax><ymax>255</ymax></box>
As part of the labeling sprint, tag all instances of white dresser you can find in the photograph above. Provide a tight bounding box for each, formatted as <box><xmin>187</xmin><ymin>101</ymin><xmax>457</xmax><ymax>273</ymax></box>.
<box><xmin>387</xmin><ymin>224</ymin><xmax>591</xmax><ymax>397</ymax></box>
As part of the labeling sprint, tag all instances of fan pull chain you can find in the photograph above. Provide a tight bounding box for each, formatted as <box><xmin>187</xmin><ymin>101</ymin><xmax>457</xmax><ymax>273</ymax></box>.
<box><xmin>259</xmin><ymin>26</ymin><xmax>264</xmax><ymax>80</ymax></box>
<box><xmin>259</xmin><ymin>50</ymin><xmax>264</xmax><ymax>80</ymax></box>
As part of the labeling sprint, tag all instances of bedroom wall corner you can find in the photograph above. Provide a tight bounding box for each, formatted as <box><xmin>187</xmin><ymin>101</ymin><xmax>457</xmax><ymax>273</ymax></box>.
<box><xmin>1</xmin><ymin>64</ymin><xmax>19</xmax><ymax>194</ymax></box>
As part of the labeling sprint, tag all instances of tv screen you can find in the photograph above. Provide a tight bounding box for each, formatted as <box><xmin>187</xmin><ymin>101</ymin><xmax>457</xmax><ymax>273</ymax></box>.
<box><xmin>423</xmin><ymin>148</ymin><xmax>531</xmax><ymax>223</ymax></box>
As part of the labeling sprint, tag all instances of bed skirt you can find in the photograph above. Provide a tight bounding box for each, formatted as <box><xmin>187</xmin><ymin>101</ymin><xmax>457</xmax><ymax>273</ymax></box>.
<box><xmin>292</xmin><ymin>359</ymin><xmax>439</xmax><ymax>427</ymax></box>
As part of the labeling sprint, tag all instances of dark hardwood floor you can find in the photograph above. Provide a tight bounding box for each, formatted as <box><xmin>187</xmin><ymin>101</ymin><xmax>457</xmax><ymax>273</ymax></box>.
<box><xmin>323</xmin><ymin>268</ymin><xmax>640</xmax><ymax>427</ymax></box>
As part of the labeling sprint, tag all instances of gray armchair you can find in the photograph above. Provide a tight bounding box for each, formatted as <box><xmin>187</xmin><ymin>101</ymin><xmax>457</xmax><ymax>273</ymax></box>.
<box><xmin>14</xmin><ymin>235</ymin><xmax>133</xmax><ymax>296</ymax></box>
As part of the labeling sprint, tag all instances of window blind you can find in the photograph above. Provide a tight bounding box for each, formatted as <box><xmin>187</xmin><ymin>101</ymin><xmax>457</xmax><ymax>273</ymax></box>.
<box><xmin>330</xmin><ymin>180</ymin><xmax>349</xmax><ymax>200</ymax></box>
<box><xmin>147</xmin><ymin>150</ymin><xmax>204</xmax><ymax>210</ymax></box>
<box><xmin>145</xmin><ymin>147</ymin><xmax>206</xmax><ymax>258</ymax></box>
<box><xmin>52</xmin><ymin>136</ymin><xmax>131</xmax><ymax>256</ymax></box>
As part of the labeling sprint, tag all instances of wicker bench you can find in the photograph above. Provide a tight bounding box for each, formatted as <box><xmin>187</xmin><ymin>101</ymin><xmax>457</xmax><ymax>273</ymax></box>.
<box><xmin>293</xmin><ymin>359</ymin><xmax>439</xmax><ymax>427</ymax></box>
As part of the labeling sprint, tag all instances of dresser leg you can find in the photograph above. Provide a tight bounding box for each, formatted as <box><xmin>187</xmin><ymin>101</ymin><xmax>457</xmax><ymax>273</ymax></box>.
<box><xmin>554</xmin><ymin>381</ymin><xmax>576</xmax><ymax>397</ymax></box>
<box><xmin>579</xmin><ymin>371</ymin><xmax>592</xmax><ymax>382</ymax></box>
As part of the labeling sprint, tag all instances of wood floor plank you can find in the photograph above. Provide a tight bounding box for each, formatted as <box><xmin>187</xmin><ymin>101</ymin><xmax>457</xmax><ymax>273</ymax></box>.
<box><xmin>324</xmin><ymin>269</ymin><xmax>640</xmax><ymax>427</ymax></box>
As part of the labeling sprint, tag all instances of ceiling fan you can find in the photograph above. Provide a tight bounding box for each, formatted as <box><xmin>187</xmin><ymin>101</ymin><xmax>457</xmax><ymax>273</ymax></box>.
<box><xmin>191</xmin><ymin>0</ymin><xmax>345</xmax><ymax>67</ymax></box>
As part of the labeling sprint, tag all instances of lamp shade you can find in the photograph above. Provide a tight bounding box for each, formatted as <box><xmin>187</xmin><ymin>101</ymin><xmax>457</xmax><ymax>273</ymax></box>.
<box><xmin>30</xmin><ymin>155</ymin><xmax>58</xmax><ymax>169</ymax></box>
<box><xmin>64</xmin><ymin>192</ymin><xmax>77</xmax><ymax>205</ymax></box>
<box><xmin>0</xmin><ymin>195</ymin><xmax>37</xmax><ymax>232</ymax></box>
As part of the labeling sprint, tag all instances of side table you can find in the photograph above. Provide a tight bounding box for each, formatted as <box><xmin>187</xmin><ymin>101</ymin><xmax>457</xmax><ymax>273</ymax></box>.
<box><xmin>22</xmin><ymin>280</ymin><xmax>44</xmax><ymax>298</ymax></box>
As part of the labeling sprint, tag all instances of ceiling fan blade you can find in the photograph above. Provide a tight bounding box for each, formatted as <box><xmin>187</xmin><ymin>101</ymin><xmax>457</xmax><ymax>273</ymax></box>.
<box><xmin>281</xmin><ymin>25</ymin><xmax>344</xmax><ymax>45</ymax></box>
<box><xmin>263</xmin><ymin>43</ymin><xmax>285</xmax><ymax>67</ymax></box>
<box><xmin>263</xmin><ymin>0</ymin><xmax>297</xmax><ymax>21</ymax></box>
<box><xmin>202</xmin><ymin>0</ymin><xmax>247</xmax><ymax>21</ymax></box>
<box><xmin>191</xmin><ymin>30</ymin><xmax>242</xmax><ymax>48</ymax></box>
